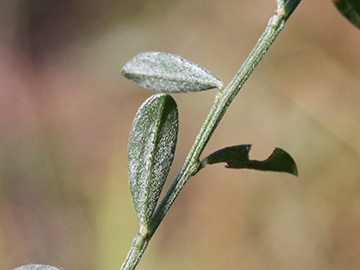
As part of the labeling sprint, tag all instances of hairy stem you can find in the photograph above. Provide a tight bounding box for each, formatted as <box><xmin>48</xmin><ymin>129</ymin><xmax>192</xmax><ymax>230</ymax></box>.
<box><xmin>120</xmin><ymin>1</ymin><xmax>300</xmax><ymax>269</ymax></box>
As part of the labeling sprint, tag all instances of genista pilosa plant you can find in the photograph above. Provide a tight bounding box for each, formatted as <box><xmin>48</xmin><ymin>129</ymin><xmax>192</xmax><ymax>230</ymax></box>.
<box><xmin>15</xmin><ymin>0</ymin><xmax>360</xmax><ymax>270</ymax></box>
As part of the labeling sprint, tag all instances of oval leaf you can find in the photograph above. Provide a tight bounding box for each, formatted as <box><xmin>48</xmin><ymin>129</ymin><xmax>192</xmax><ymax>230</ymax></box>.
<box><xmin>333</xmin><ymin>0</ymin><xmax>360</xmax><ymax>29</ymax></box>
<box><xmin>128</xmin><ymin>94</ymin><xmax>178</xmax><ymax>226</ymax></box>
<box><xmin>121</xmin><ymin>52</ymin><xmax>223</xmax><ymax>93</ymax></box>
<box><xmin>200</xmin><ymin>144</ymin><xmax>298</xmax><ymax>176</ymax></box>
<box><xmin>14</xmin><ymin>265</ymin><xmax>60</xmax><ymax>270</ymax></box>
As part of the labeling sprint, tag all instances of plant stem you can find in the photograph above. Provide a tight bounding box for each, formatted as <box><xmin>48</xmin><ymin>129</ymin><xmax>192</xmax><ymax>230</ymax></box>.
<box><xmin>119</xmin><ymin>229</ymin><xmax>149</xmax><ymax>269</ymax></box>
<box><xmin>120</xmin><ymin>2</ymin><xmax>300</xmax><ymax>269</ymax></box>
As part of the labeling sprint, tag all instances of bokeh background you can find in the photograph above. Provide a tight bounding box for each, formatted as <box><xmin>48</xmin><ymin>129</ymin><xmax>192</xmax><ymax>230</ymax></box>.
<box><xmin>1</xmin><ymin>0</ymin><xmax>360</xmax><ymax>269</ymax></box>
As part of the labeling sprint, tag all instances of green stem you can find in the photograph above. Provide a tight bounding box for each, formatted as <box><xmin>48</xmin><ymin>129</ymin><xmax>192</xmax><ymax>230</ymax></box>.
<box><xmin>120</xmin><ymin>2</ymin><xmax>300</xmax><ymax>269</ymax></box>
<box><xmin>120</xmin><ymin>229</ymin><xmax>149</xmax><ymax>269</ymax></box>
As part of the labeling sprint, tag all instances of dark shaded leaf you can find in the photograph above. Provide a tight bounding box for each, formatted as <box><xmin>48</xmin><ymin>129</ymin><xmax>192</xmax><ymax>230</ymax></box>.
<box><xmin>333</xmin><ymin>0</ymin><xmax>360</xmax><ymax>29</ymax></box>
<box><xmin>122</xmin><ymin>52</ymin><xmax>223</xmax><ymax>93</ymax></box>
<box><xmin>14</xmin><ymin>265</ymin><xmax>60</xmax><ymax>270</ymax></box>
<box><xmin>200</xmin><ymin>144</ymin><xmax>298</xmax><ymax>176</ymax></box>
<box><xmin>128</xmin><ymin>94</ymin><xmax>178</xmax><ymax>226</ymax></box>
<box><xmin>284</xmin><ymin>0</ymin><xmax>302</xmax><ymax>21</ymax></box>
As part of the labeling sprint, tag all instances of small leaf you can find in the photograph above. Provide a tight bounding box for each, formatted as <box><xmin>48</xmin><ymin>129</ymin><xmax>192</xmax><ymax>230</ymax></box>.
<box><xmin>201</xmin><ymin>144</ymin><xmax>298</xmax><ymax>176</ymax></box>
<box><xmin>283</xmin><ymin>0</ymin><xmax>302</xmax><ymax>21</ymax></box>
<box><xmin>333</xmin><ymin>0</ymin><xmax>360</xmax><ymax>29</ymax></box>
<box><xmin>14</xmin><ymin>265</ymin><xmax>61</xmax><ymax>270</ymax></box>
<box><xmin>128</xmin><ymin>94</ymin><xmax>178</xmax><ymax>226</ymax></box>
<box><xmin>122</xmin><ymin>52</ymin><xmax>223</xmax><ymax>93</ymax></box>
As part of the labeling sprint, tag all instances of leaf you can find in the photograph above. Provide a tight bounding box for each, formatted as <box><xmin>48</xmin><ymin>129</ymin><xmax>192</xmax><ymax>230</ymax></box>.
<box><xmin>200</xmin><ymin>144</ymin><xmax>298</xmax><ymax>176</ymax></box>
<box><xmin>283</xmin><ymin>0</ymin><xmax>302</xmax><ymax>21</ymax></box>
<box><xmin>122</xmin><ymin>52</ymin><xmax>223</xmax><ymax>93</ymax></box>
<box><xmin>128</xmin><ymin>94</ymin><xmax>178</xmax><ymax>226</ymax></box>
<box><xmin>14</xmin><ymin>265</ymin><xmax>60</xmax><ymax>270</ymax></box>
<box><xmin>333</xmin><ymin>0</ymin><xmax>360</xmax><ymax>29</ymax></box>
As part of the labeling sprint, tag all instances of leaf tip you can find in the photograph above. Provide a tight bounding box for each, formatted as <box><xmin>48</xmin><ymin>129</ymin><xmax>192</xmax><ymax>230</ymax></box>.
<box><xmin>271</xmin><ymin>147</ymin><xmax>298</xmax><ymax>176</ymax></box>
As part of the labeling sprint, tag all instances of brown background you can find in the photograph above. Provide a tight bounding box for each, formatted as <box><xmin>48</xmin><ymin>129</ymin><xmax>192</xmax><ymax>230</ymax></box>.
<box><xmin>1</xmin><ymin>0</ymin><xmax>360</xmax><ymax>269</ymax></box>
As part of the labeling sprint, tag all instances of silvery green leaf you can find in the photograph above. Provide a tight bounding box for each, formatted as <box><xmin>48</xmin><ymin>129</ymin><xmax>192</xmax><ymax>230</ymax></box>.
<box><xmin>200</xmin><ymin>144</ymin><xmax>298</xmax><ymax>176</ymax></box>
<box><xmin>121</xmin><ymin>52</ymin><xmax>223</xmax><ymax>93</ymax></box>
<box><xmin>14</xmin><ymin>265</ymin><xmax>61</xmax><ymax>270</ymax></box>
<box><xmin>128</xmin><ymin>94</ymin><xmax>178</xmax><ymax>226</ymax></box>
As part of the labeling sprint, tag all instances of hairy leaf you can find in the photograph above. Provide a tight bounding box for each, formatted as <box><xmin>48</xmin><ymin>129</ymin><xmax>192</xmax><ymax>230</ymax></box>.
<box><xmin>333</xmin><ymin>0</ymin><xmax>360</xmax><ymax>29</ymax></box>
<box><xmin>128</xmin><ymin>94</ymin><xmax>178</xmax><ymax>226</ymax></box>
<box><xmin>122</xmin><ymin>52</ymin><xmax>223</xmax><ymax>93</ymax></box>
<box><xmin>14</xmin><ymin>265</ymin><xmax>60</xmax><ymax>270</ymax></box>
<box><xmin>200</xmin><ymin>144</ymin><xmax>298</xmax><ymax>176</ymax></box>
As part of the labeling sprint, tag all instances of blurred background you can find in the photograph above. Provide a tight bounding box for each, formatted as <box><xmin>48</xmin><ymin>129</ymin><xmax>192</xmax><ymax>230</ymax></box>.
<box><xmin>1</xmin><ymin>0</ymin><xmax>360</xmax><ymax>269</ymax></box>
